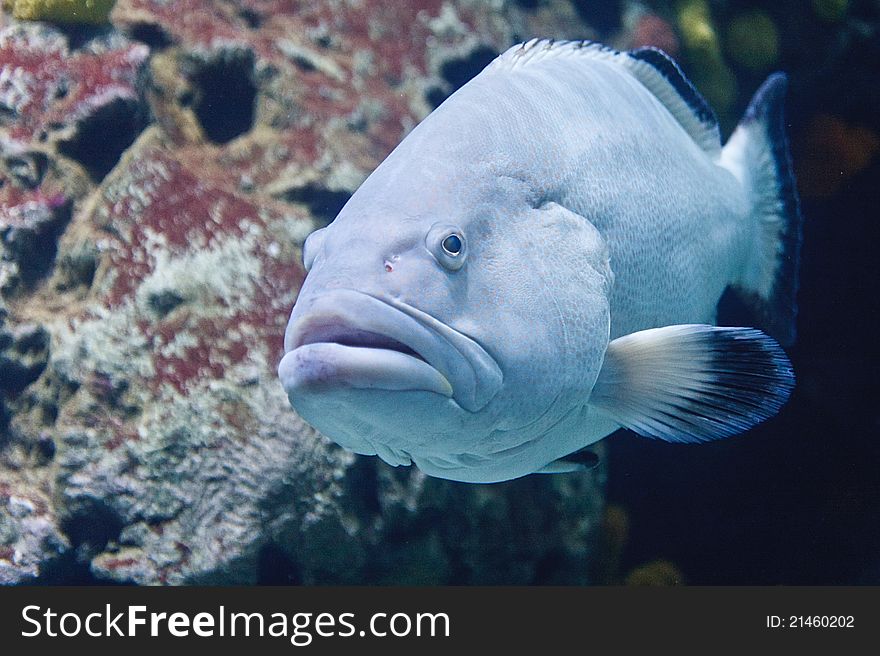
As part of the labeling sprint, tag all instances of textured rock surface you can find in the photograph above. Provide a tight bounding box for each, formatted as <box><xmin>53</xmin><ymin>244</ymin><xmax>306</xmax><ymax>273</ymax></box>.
<box><xmin>0</xmin><ymin>0</ymin><xmax>610</xmax><ymax>584</ymax></box>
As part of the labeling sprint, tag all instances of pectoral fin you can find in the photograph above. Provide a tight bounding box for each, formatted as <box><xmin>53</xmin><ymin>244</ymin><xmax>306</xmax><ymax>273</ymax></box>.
<box><xmin>589</xmin><ymin>324</ymin><xmax>794</xmax><ymax>443</ymax></box>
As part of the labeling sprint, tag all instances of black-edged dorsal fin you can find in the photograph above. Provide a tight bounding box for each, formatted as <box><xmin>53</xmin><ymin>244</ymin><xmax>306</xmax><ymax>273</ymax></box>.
<box><xmin>488</xmin><ymin>39</ymin><xmax>721</xmax><ymax>156</ymax></box>
<box><xmin>625</xmin><ymin>47</ymin><xmax>721</xmax><ymax>155</ymax></box>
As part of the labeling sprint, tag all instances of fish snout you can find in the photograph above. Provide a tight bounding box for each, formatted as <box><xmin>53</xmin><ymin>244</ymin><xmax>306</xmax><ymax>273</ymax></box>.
<box><xmin>280</xmin><ymin>289</ymin><xmax>503</xmax><ymax>412</ymax></box>
<box><xmin>280</xmin><ymin>289</ymin><xmax>455</xmax><ymax>401</ymax></box>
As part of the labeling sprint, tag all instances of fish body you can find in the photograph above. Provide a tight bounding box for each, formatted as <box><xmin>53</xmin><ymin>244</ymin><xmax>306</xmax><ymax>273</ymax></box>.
<box><xmin>278</xmin><ymin>39</ymin><xmax>801</xmax><ymax>483</ymax></box>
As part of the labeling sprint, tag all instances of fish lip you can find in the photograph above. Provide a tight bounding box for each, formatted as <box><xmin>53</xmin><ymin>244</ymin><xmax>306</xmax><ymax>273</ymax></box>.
<box><xmin>283</xmin><ymin>288</ymin><xmax>503</xmax><ymax>411</ymax></box>
<box><xmin>292</xmin><ymin>323</ymin><xmax>425</xmax><ymax>362</ymax></box>
<box><xmin>278</xmin><ymin>342</ymin><xmax>453</xmax><ymax>399</ymax></box>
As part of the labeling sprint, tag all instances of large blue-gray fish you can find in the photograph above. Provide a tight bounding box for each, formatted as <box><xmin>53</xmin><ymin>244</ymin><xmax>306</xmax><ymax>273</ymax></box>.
<box><xmin>277</xmin><ymin>39</ymin><xmax>801</xmax><ymax>483</ymax></box>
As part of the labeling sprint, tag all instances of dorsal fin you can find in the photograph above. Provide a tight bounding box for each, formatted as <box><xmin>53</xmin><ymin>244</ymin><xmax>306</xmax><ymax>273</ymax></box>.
<box><xmin>625</xmin><ymin>47</ymin><xmax>721</xmax><ymax>155</ymax></box>
<box><xmin>488</xmin><ymin>39</ymin><xmax>721</xmax><ymax>156</ymax></box>
<box><xmin>488</xmin><ymin>38</ymin><xmax>620</xmax><ymax>71</ymax></box>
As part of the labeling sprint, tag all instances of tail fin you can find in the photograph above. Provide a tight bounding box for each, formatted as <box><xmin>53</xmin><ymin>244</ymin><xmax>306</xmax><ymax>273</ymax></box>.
<box><xmin>720</xmin><ymin>73</ymin><xmax>802</xmax><ymax>346</ymax></box>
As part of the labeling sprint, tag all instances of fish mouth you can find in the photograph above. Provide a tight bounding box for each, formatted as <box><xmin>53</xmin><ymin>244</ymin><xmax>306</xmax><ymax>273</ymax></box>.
<box><xmin>278</xmin><ymin>288</ymin><xmax>502</xmax><ymax>411</ymax></box>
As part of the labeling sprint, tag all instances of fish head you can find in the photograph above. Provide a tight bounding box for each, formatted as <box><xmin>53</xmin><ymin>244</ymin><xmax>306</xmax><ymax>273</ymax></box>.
<box><xmin>278</xmin><ymin>163</ymin><xmax>612</xmax><ymax>478</ymax></box>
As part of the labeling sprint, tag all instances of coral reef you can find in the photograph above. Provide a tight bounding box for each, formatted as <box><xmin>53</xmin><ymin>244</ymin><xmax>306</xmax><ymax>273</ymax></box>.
<box><xmin>0</xmin><ymin>470</ymin><xmax>67</xmax><ymax>584</ymax></box>
<box><xmin>0</xmin><ymin>0</ymin><xmax>606</xmax><ymax>584</ymax></box>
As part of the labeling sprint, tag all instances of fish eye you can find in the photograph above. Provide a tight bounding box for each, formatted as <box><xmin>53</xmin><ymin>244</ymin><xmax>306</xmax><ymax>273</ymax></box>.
<box><xmin>427</xmin><ymin>223</ymin><xmax>467</xmax><ymax>271</ymax></box>
<box><xmin>442</xmin><ymin>233</ymin><xmax>463</xmax><ymax>256</ymax></box>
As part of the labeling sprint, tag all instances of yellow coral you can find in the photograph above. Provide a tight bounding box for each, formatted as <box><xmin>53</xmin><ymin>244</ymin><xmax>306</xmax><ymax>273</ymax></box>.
<box><xmin>677</xmin><ymin>0</ymin><xmax>718</xmax><ymax>53</ymax></box>
<box><xmin>4</xmin><ymin>0</ymin><xmax>115</xmax><ymax>24</ymax></box>
<box><xmin>625</xmin><ymin>559</ymin><xmax>685</xmax><ymax>586</ymax></box>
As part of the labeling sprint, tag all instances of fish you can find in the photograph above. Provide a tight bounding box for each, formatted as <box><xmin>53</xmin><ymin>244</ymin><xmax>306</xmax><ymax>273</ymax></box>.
<box><xmin>277</xmin><ymin>38</ymin><xmax>801</xmax><ymax>484</ymax></box>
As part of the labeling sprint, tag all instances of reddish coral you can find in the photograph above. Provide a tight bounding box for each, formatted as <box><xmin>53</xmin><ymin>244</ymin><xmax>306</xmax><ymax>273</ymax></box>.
<box><xmin>100</xmin><ymin>556</ymin><xmax>139</xmax><ymax>570</ymax></box>
<box><xmin>0</xmin><ymin>26</ymin><xmax>148</xmax><ymax>144</ymax></box>
<box><xmin>83</xmin><ymin>133</ymin><xmax>309</xmax><ymax>399</ymax></box>
<box><xmin>114</xmin><ymin>0</ymin><xmax>479</xmax><ymax>154</ymax></box>
<box><xmin>0</xmin><ymin>187</ymin><xmax>66</xmax><ymax>228</ymax></box>
<box><xmin>0</xmin><ymin>131</ymin><xmax>300</xmax><ymax>451</ymax></box>
<box><xmin>101</xmin><ymin>146</ymin><xmax>253</xmax><ymax>302</ymax></box>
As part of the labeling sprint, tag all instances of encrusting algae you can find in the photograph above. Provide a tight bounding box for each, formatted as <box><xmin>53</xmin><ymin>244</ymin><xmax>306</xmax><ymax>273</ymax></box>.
<box><xmin>3</xmin><ymin>0</ymin><xmax>115</xmax><ymax>24</ymax></box>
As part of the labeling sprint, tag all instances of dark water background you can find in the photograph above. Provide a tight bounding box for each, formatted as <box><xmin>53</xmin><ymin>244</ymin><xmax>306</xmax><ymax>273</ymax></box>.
<box><xmin>595</xmin><ymin>0</ymin><xmax>880</xmax><ymax>584</ymax></box>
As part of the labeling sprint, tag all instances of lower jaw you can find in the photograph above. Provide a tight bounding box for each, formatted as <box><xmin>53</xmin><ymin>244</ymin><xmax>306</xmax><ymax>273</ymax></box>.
<box><xmin>278</xmin><ymin>343</ymin><xmax>453</xmax><ymax>397</ymax></box>
<box><xmin>283</xmin><ymin>382</ymin><xmax>466</xmax><ymax>457</ymax></box>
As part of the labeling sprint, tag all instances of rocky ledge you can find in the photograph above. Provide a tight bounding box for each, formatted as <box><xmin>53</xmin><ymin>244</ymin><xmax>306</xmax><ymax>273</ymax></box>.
<box><xmin>0</xmin><ymin>0</ymin><xmax>614</xmax><ymax>585</ymax></box>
